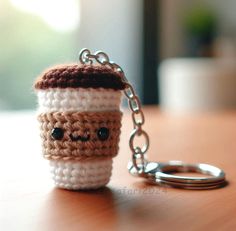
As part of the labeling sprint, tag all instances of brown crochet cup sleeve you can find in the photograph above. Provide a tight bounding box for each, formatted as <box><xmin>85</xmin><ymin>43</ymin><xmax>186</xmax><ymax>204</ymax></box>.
<box><xmin>38</xmin><ymin>111</ymin><xmax>122</xmax><ymax>161</ymax></box>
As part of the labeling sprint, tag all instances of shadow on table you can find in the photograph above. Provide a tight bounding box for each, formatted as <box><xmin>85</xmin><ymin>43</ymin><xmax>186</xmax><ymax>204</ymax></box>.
<box><xmin>38</xmin><ymin>185</ymin><xmax>183</xmax><ymax>231</ymax></box>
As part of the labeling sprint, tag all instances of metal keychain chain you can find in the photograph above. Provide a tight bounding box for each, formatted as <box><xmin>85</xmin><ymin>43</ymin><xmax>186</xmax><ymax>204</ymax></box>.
<box><xmin>79</xmin><ymin>48</ymin><xmax>149</xmax><ymax>174</ymax></box>
<box><xmin>79</xmin><ymin>48</ymin><xmax>226</xmax><ymax>190</ymax></box>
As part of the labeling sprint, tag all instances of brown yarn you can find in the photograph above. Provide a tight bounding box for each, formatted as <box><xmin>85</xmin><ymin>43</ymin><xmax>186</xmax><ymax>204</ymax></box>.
<box><xmin>34</xmin><ymin>64</ymin><xmax>126</xmax><ymax>90</ymax></box>
<box><xmin>38</xmin><ymin>111</ymin><xmax>122</xmax><ymax>161</ymax></box>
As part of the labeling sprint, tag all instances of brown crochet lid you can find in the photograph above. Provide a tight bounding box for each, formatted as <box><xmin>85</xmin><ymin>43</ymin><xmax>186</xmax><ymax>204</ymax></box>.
<box><xmin>34</xmin><ymin>64</ymin><xmax>126</xmax><ymax>90</ymax></box>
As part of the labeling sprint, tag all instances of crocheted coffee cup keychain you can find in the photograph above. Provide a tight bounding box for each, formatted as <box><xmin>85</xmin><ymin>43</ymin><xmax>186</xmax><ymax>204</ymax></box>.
<box><xmin>34</xmin><ymin>48</ymin><xmax>226</xmax><ymax>190</ymax></box>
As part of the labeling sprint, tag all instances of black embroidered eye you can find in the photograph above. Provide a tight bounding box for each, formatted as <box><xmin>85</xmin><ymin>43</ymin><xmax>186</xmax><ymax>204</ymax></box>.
<box><xmin>51</xmin><ymin>128</ymin><xmax>64</xmax><ymax>140</ymax></box>
<box><xmin>97</xmin><ymin>127</ymin><xmax>109</xmax><ymax>141</ymax></box>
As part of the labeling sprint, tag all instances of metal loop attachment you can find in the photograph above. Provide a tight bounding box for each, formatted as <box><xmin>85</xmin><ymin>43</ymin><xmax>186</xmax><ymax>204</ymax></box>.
<box><xmin>132</xmin><ymin>147</ymin><xmax>147</xmax><ymax>175</ymax></box>
<box><xmin>129</xmin><ymin>96</ymin><xmax>141</xmax><ymax>113</ymax></box>
<box><xmin>79</xmin><ymin>48</ymin><xmax>93</xmax><ymax>64</ymax></box>
<box><xmin>129</xmin><ymin>128</ymin><xmax>149</xmax><ymax>154</ymax></box>
<box><xmin>128</xmin><ymin>161</ymin><xmax>226</xmax><ymax>189</ymax></box>
<box><xmin>132</xmin><ymin>110</ymin><xmax>145</xmax><ymax>127</ymax></box>
<box><xmin>124</xmin><ymin>83</ymin><xmax>135</xmax><ymax>98</ymax></box>
<box><xmin>94</xmin><ymin>51</ymin><xmax>110</xmax><ymax>64</ymax></box>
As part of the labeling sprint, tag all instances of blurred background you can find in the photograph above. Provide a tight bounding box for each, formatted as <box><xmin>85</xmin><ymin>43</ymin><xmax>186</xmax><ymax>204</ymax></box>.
<box><xmin>1</xmin><ymin>0</ymin><xmax>236</xmax><ymax>112</ymax></box>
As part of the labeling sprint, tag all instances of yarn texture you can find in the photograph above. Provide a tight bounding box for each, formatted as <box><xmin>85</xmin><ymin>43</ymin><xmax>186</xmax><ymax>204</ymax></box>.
<box><xmin>38</xmin><ymin>111</ymin><xmax>122</xmax><ymax>160</ymax></box>
<box><xmin>37</xmin><ymin>88</ymin><xmax>122</xmax><ymax>112</ymax></box>
<box><xmin>35</xmin><ymin>63</ymin><xmax>123</xmax><ymax>190</ymax></box>
<box><xmin>50</xmin><ymin>159</ymin><xmax>113</xmax><ymax>190</ymax></box>
<box><xmin>34</xmin><ymin>64</ymin><xmax>126</xmax><ymax>90</ymax></box>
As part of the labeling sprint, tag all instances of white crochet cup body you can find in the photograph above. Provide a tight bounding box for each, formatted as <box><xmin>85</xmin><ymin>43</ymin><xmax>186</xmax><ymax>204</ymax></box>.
<box><xmin>34</xmin><ymin>64</ymin><xmax>125</xmax><ymax>190</ymax></box>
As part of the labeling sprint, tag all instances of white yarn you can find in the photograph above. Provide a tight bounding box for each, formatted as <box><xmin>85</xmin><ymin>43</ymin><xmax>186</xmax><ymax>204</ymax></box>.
<box><xmin>37</xmin><ymin>88</ymin><xmax>122</xmax><ymax>112</ymax></box>
<box><xmin>50</xmin><ymin>158</ymin><xmax>113</xmax><ymax>190</ymax></box>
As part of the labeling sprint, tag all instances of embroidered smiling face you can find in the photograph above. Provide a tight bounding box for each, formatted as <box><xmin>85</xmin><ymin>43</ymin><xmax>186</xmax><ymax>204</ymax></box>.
<box><xmin>51</xmin><ymin>126</ymin><xmax>109</xmax><ymax>142</ymax></box>
<box><xmin>38</xmin><ymin>111</ymin><xmax>122</xmax><ymax>160</ymax></box>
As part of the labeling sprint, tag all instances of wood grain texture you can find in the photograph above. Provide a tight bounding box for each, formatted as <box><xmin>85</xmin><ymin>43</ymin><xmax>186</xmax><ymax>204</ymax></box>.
<box><xmin>0</xmin><ymin>107</ymin><xmax>236</xmax><ymax>231</ymax></box>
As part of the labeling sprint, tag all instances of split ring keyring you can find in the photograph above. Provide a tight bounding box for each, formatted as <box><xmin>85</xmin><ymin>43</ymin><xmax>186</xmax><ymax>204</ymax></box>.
<box><xmin>128</xmin><ymin>161</ymin><xmax>226</xmax><ymax>189</ymax></box>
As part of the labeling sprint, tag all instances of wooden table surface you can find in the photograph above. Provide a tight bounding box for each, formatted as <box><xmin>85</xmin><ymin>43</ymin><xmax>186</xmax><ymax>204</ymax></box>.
<box><xmin>0</xmin><ymin>107</ymin><xmax>236</xmax><ymax>231</ymax></box>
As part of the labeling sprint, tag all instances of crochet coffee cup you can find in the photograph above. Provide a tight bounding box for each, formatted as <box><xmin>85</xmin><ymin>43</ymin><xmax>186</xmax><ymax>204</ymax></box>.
<box><xmin>34</xmin><ymin>64</ymin><xmax>125</xmax><ymax>190</ymax></box>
